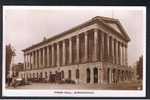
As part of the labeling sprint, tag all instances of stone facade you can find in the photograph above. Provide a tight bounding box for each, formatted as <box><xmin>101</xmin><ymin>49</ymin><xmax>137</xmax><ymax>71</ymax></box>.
<box><xmin>19</xmin><ymin>16</ymin><xmax>134</xmax><ymax>84</ymax></box>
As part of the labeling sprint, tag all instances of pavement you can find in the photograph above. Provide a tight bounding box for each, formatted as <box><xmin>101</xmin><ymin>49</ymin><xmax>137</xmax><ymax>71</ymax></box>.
<box><xmin>6</xmin><ymin>81</ymin><xmax>142</xmax><ymax>90</ymax></box>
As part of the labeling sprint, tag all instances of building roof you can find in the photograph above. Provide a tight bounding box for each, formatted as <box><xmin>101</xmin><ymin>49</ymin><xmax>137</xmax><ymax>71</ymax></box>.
<box><xmin>22</xmin><ymin>16</ymin><xmax>131</xmax><ymax>52</ymax></box>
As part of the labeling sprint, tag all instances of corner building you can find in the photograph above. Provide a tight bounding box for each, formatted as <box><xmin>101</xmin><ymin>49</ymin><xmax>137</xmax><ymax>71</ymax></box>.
<box><xmin>19</xmin><ymin>16</ymin><xmax>134</xmax><ymax>84</ymax></box>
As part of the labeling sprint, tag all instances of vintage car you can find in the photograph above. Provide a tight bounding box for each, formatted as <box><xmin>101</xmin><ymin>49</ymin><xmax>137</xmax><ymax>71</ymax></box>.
<box><xmin>12</xmin><ymin>78</ymin><xmax>31</xmax><ymax>88</ymax></box>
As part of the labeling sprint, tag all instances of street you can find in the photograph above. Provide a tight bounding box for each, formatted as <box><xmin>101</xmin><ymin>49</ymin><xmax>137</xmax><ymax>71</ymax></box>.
<box><xmin>6</xmin><ymin>81</ymin><xmax>142</xmax><ymax>90</ymax></box>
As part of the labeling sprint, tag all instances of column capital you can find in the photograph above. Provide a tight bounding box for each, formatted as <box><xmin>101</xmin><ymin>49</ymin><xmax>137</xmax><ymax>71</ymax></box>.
<box><xmin>84</xmin><ymin>31</ymin><xmax>88</xmax><ymax>35</ymax></box>
<box><xmin>93</xmin><ymin>28</ymin><xmax>98</xmax><ymax>32</ymax></box>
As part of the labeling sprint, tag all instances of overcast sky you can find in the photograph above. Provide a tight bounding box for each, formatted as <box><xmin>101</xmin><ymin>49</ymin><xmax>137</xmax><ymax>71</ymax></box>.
<box><xmin>3</xmin><ymin>6</ymin><xmax>145</xmax><ymax>66</ymax></box>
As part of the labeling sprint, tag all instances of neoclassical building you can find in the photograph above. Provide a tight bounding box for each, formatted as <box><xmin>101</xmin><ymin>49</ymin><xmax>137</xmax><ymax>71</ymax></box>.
<box><xmin>19</xmin><ymin>16</ymin><xmax>134</xmax><ymax>84</ymax></box>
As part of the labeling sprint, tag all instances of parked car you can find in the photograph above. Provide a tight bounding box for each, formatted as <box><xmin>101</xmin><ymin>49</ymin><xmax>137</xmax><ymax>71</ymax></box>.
<box><xmin>15</xmin><ymin>78</ymin><xmax>23</xmax><ymax>86</ymax></box>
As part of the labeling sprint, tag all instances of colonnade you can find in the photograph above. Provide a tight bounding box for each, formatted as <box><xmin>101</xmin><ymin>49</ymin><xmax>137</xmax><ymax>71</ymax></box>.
<box><xmin>24</xmin><ymin>28</ymin><xmax>128</xmax><ymax>71</ymax></box>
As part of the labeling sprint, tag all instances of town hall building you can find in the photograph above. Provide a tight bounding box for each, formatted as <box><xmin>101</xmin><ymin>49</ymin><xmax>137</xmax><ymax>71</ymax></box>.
<box><xmin>19</xmin><ymin>16</ymin><xmax>134</xmax><ymax>84</ymax></box>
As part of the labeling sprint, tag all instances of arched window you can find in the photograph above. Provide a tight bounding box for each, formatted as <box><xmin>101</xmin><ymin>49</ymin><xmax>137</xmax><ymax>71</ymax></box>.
<box><xmin>76</xmin><ymin>69</ymin><xmax>79</xmax><ymax>79</ymax></box>
<box><xmin>37</xmin><ymin>73</ymin><xmax>38</xmax><ymax>79</ymax></box>
<box><xmin>68</xmin><ymin>70</ymin><xmax>71</xmax><ymax>80</ymax></box>
<box><xmin>40</xmin><ymin>72</ymin><xmax>42</xmax><ymax>79</ymax></box>
<box><xmin>61</xmin><ymin>71</ymin><xmax>64</xmax><ymax>79</ymax></box>
<box><xmin>86</xmin><ymin>68</ymin><xmax>90</xmax><ymax>83</ymax></box>
<box><xmin>45</xmin><ymin>72</ymin><xmax>47</xmax><ymax>78</ymax></box>
<box><xmin>94</xmin><ymin>68</ymin><xmax>98</xmax><ymax>83</ymax></box>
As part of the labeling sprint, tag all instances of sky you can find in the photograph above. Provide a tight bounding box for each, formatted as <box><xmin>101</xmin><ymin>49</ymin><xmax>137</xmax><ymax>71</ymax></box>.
<box><xmin>3</xmin><ymin>6</ymin><xmax>145</xmax><ymax>66</ymax></box>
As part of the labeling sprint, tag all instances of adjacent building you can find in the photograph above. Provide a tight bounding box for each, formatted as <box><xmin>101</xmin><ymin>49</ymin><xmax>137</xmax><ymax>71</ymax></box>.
<box><xmin>19</xmin><ymin>16</ymin><xmax>134</xmax><ymax>84</ymax></box>
<box><xmin>136</xmin><ymin>56</ymin><xmax>143</xmax><ymax>80</ymax></box>
<box><xmin>12</xmin><ymin>63</ymin><xmax>24</xmax><ymax>77</ymax></box>
<box><xmin>6</xmin><ymin>44</ymin><xmax>15</xmax><ymax>80</ymax></box>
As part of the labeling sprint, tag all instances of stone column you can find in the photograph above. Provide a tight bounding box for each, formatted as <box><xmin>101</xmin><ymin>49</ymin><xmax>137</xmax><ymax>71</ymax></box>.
<box><xmin>107</xmin><ymin>35</ymin><xmax>110</xmax><ymax>62</ymax></box>
<box><xmin>93</xmin><ymin>29</ymin><xmax>98</xmax><ymax>61</ymax></box>
<box><xmin>109</xmin><ymin>69</ymin><xmax>112</xmax><ymax>84</ymax></box>
<box><xmin>116</xmin><ymin>40</ymin><xmax>118</xmax><ymax>65</ymax></box>
<box><xmin>29</xmin><ymin>53</ymin><xmax>31</xmax><ymax>70</ymax></box>
<box><xmin>123</xmin><ymin>44</ymin><xmax>126</xmax><ymax>66</ymax></box>
<box><xmin>28</xmin><ymin>54</ymin><xmax>30</xmax><ymax>70</ymax></box>
<box><xmin>34</xmin><ymin>51</ymin><xmax>37</xmax><ymax>69</ymax></box>
<box><xmin>52</xmin><ymin>44</ymin><xmax>55</xmax><ymax>67</ymax></box>
<box><xmin>90</xmin><ymin>68</ymin><xmax>93</xmax><ymax>84</ymax></box>
<box><xmin>125</xmin><ymin>45</ymin><xmax>128</xmax><ymax>66</ymax></box>
<box><xmin>98</xmin><ymin>68</ymin><xmax>102</xmax><ymax>84</ymax></box>
<box><xmin>28</xmin><ymin>53</ymin><xmax>30</xmax><ymax>70</ymax></box>
<box><xmin>122</xmin><ymin>44</ymin><xmax>124</xmax><ymax>66</ymax></box>
<box><xmin>31</xmin><ymin>52</ymin><xmax>33</xmax><ymax>69</ymax></box>
<box><xmin>118</xmin><ymin>42</ymin><xmax>121</xmax><ymax>65</ymax></box>
<box><xmin>39</xmin><ymin>49</ymin><xmax>41</xmax><ymax>68</ymax></box>
<box><xmin>101</xmin><ymin>32</ymin><xmax>104</xmax><ymax>61</ymax></box>
<box><xmin>62</xmin><ymin>41</ymin><xmax>66</xmax><ymax>65</ymax></box>
<box><xmin>124</xmin><ymin>45</ymin><xmax>126</xmax><ymax>66</ymax></box>
<box><xmin>36</xmin><ymin>50</ymin><xmax>38</xmax><ymax>68</ymax></box>
<box><xmin>26</xmin><ymin>54</ymin><xmax>28</xmax><ymax>70</ymax></box>
<box><xmin>120</xmin><ymin>43</ymin><xmax>122</xmax><ymax>66</ymax></box>
<box><xmin>47</xmin><ymin>46</ymin><xmax>50</xmax><ymax>67</ymax></box>
<box><xmin>43</xmin><ymin>47</ymin><xmax>45</xmax><ymax>68</ymax></box>
<box><xmin>112</xmin><ymin>38</ymin><xmax>114</xmax><ymax>64</ymax></box>
<box><xmin>57</xmin><ymin>43</ymin><xmax>60</xmax><ymax>66</ymax></box>
<box><xmin>84</xmin><ymin>32</ymin><xmax>88</xmax><ymax>62</ymax></box>
<box><xmin>24</xmin><ymin>54</ymin><xmax>26</xmax><ymax>71</ymax></box>
<box><xmin>76</xmin><ymin>35</ymin><xmax>79</xmax><ymax>63</ymax></box>
<box><xmin>69</xmin><ymin>38</ymin><xmax>72</xmax><ymax>64</ymax></box>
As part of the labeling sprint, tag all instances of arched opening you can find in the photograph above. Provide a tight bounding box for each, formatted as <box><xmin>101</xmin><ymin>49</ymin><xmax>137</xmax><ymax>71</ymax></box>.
<box><xmin>68</xmin><ymin>70</ymin><xmax>71</xmax><ymax>80</ymax></box>
<box><xmin>40</xmin><ymin>72</ymin><xmax>42</xmax><ymax>82</ymax></box>
<box><xmin>45</xmin><ymin>72</ymin><xmax>47</xmax><ymax>79</ymax></box>
<box><xmin>61</xmin><ymin>71</ymin><xmax>64</xmax><ymax>79</ymax></box>
<box><xmin>76</xmin><ymin>69</ymin><xmax>79</xmax><ymax>79</ymax></box>
<box><xmin>107</xmin><ymin>68</ymin><xmax>110</xmax><ymax>84</ymax></box>
<box><xmin>37</xmin><ymin>73</ymin><xmax>39</xmax><ymax>81</ymax></box>
<box><xmin>49</xmin><ymin>72</ymin><xmax>52</xmax><ymax>82</ymax></box>
<box><xmin>86</xmin><ymin>68</ymin><xmax>90</xmax><ymax>83</ymax></box>
<box><xmin>94</xmin><ymin>68</ymin><xmax>98</xmax><ymax>83</ymax></box>
<box><xmin>125</xmin><ymin>71</ymin><xmax>128</xmax><ymax>80</ymax></box>
<box><xmin>33</xmin><ymin>73</ymin><xmax>35</xmax><ymax>82</ymax></box>
<box><xmin>121</xmin><ymin>70</ymin><xmax>124</xmax><ymax>81</ymax></box>
<box><xmin>118</xmin><ymin>70</ymin><xmax>120</xmax><ymax>82</ymax></box>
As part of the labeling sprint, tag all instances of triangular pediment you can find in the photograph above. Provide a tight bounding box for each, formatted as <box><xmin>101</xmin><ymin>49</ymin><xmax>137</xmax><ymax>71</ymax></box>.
<box><xmin>93</xmin><ymin>16</ymin><xmax>130</xmax><ymax>42</ymax></box>
<box><xmin>106</xmin><ymin>22</ymin><xmax>122</xmax><ymax>34</ymax></box>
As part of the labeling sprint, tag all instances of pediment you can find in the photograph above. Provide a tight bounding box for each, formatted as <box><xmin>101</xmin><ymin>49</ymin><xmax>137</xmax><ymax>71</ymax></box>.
<box><xmin>93</xmin><ymin>16</ymin><xmax>130</xmax><ymax>42</ymax></box>
<box><xmin>100</xmin><ymin>18</ymin><xmax>130</xmax><ymax>42</ymax></box>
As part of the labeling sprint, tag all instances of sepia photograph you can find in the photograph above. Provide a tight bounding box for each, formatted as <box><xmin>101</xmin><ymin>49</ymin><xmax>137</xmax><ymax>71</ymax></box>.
<box><xmin>3</xmin><ymin>6</ymin><xmax>146</xmax><ymax>97</ymax></box>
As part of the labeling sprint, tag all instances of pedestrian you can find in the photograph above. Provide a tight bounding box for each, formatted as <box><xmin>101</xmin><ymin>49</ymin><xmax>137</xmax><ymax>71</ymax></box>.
<box><xmin>11</xmin><ymin>76</ymin><xmax>17</xmax><ymax>88</ymax></box>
